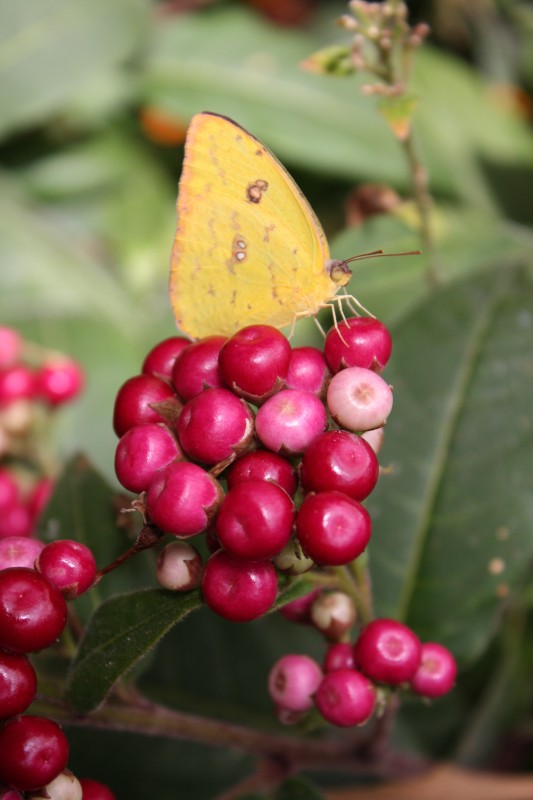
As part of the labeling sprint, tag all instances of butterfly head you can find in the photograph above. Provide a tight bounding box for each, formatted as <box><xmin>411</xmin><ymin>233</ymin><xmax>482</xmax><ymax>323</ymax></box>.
<box><xmin>326</xmin><ymin>259</ymin><xmax>352</xmax><ymax>287</ymax></box>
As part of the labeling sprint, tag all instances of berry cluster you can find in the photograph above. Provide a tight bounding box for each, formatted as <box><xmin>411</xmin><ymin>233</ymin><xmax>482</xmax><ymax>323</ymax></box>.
<box><xmin>113</xmin><ymin>317</ymin><xmax>393</xmax><ymax>621</ymax></box>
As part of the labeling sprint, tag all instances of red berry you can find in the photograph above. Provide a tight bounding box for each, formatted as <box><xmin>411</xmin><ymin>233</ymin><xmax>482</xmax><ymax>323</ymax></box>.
<box><xmin>324</xmin><ymin>317</ymin><xmax>392</xmax><ymax>373</ymax></box>
<box><xmin>0</xmin><ymin>537</ymin><xmax>44</xmax><ymax>571</ymax></box>
<box><xmin>355</xmin><ymin>618</ymin><xmax>421</xmax><ymax>685</ymax></box>
<box><xmin>268</xmin><ymin>654</ymin><xmax>323</xmax><ymax>712</ymax></box>
<box><xmin>410</xmin><ymin>642</ymin><xmax>457</xmax><ymax>698</ymax></box>
<box><xmin>0</xmin><ymin>365</ymin><xmax>35</xmax><ymax>406</ymax></box>
<box><xmin>201</xmin><ymin>549</ymin><xmax>278</xmax><ymax>621</ymax></box>
<box><xmin>300</xmin><ymin>430</ymin><xmax>379</xmax><ymax>502</ymax></box>
<box><xmin>171</xmin><ymin>335</ymin><xmax>226</xmax><ymax>401</ymax></box>
<box><xmin>226</xmin><ymin>450</ymin><xmax>297</xmax><ymax>496</ymax></box>
<box><xmin>142</xmin><ymin>336</ymin><xmax>190</xmax><ymax>381</ymax></box>
<box><xmin>219</xmin><ymin>325</ymin><xmax>291</xmax><ymax>403</ymax></box>
<box><xmin>255</xmin><ymin>389</ymin><xmax>326</xmax><ymax>455</ymax></box>
<box><xmin>176</xmin><ymin>388</ymin><xmax>254</xmax><ymax>465</ymax></box>
<box><xmin>112</xmin><ymin>375</ymin><xmax>176</xmax><ymax>437</ymax></box>
<box><xmin>296</xmin><ymin>491</ymin><xmax>371</xmax><ymax>566</ymax></box>
<box><xmin>35</xmin><ymin>358</ymin><xmax>84</xmax><ymax>406</ymax></box>
<box><xmin>327</xmin><ymin>366</ymin><xmax>393</xmax><ymax>432</ymax></box>
<box><xmin>114</xmin><ymin>422</ymin><xmax>182</xmax><ymax>493</ymax></box>
<box><xmin>0</xmin><ymin>650</ymin><xmax>37</xmax><ymax>718</ymax></box>
<box><xmin>35</xmin><ymin>539</ymin><xmax>97</xmax><ymax>598</ymax></box>
<box><xmin>285</xmin><ymin>346</ymin><xmax>330</xmax><ymax>397</ymax></box>
<box><xmin>315</xmin><ymin>669</ymin><xmax>376</xmax><ymax>727</ymax></box>
<box><xmin>146</xmin><ymin>461</ymin><xmax>223</xmax><ymax>538</ymax></box>
<box><xmin>0</xmin><ymin>568</ymin><xmax>67</xmax><ymax>653</ymax></box>
<box><xmin>324</xmin><ymin>642</ymin><xmax>357</xmax><ymax>673</ymax></box>
<box><xmin>215</xmin><ymin>480</ymin><xmax>294</xmax><ymax>561</ymax></box>
<box><xmin>78</xmin><ymin>778</ymin><xmax>116</xmax><ymax>800</ymax></box>
<box><xmin>0</xmin><ymin>715</ymin><xmax>69</xmax><ymax>791</ymax></box>
<box><xmin>0</xmin><ymin>504</ymin><xmax>33</xmax><ymax>540</ymax></box>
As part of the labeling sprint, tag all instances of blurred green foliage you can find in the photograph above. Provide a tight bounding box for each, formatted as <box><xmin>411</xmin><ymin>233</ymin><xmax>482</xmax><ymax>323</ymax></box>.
<box><xmin>2</xmin><ymin>1</ymin><xmax>533</xmax><ymax>797</ymax></box>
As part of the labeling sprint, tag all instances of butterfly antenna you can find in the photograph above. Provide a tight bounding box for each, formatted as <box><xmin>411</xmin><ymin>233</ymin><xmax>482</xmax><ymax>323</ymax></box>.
<box><xmin>343</xmin><ymin>249</ymin><xmax>421</xmax><ymax>264</ymax></box>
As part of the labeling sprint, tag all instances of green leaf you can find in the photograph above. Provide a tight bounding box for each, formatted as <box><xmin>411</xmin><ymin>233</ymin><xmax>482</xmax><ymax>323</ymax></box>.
<box><xmin>367</xmin><ymin>267</ymin><xmax>533</xmax><ymax>664</ymax></box>
<box><xmin>0</xmin><ymin>0</ymin><xmax>148</xmax><ymax>140</ymax></box>
<box><xmin>241</xmin><ymin>776</ymin><xmax>325</xmax><ymax>800</ymax></box>
<box><xmin>67</xmin><ymin>589</ymin><xmax>203</xmax><ymax>714</ymax></box>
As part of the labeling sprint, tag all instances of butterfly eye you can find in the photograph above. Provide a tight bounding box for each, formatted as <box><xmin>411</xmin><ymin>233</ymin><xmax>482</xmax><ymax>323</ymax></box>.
<box><xmin>326</xmin><ymin>259</ymin><xmax>352</xmax><ymax>287</ymax></box>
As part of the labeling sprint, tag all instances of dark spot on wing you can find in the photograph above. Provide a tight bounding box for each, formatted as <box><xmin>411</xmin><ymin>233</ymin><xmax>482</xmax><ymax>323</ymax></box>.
<box><xmin>247</xmin><ymin>179</ymin><xmax>269</xmax><ymax>204</ymax></box>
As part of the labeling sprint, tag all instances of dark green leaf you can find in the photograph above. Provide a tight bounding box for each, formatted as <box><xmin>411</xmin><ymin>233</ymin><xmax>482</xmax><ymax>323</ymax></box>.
<box><xmin>67</xmin><ymin>588</ymin><xmax>203</xmax><ymax>714</ymax></box>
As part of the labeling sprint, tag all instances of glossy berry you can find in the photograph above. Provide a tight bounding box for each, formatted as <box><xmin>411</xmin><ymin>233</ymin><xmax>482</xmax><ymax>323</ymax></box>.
<box><xmin>355</xmin><ymin>618</ymin><xmax>421</xmax><ymax>685</ymax></box>
<box><xmin>360</xmin><ymin>427</ymin><xmax>384</xmax><ymax>454</ymax></box>
<box><xmin>171</xmin><ymin>335</ymin><xmax>226</xmax><ymax>400</ymax></box>
<box><xmin>0</xmin><ymin>568</ymin><xmax>67</xmax><ymax>653</ymax></box>
<box><xmin>78</xmin><ymin>779</ymin><xmax>116</xmax><ymax>800</ymax></box>
<box><xmin>300</xmin><ymin>430</ymin><xmax>379</xmax><ymax>502</ymax></box>
<box><xmin>156</xmin><ymin>541</ymin><xmax>203</xmax><ymax>591</ymax></box>
<box><xmin>268</xmin><ymin>654</ymin><xmax>323</xmax><ymax>712</ymax></box>
<box><xmin>112</xmin><ymin>374</ymin><xmax>176</xmax><ymax>437</ymax></box>
<box><xmin>255</xmin><ymin>389</ymin><xmax>327</xmax><ymax>455</ymax></box>
<box><xmin>215</xmin><ymin>480</ymin><xmax>294</xmax><ymax>561</ymax></box>
<box><xmin>201</xmin><ymin>549</ymin><xmax>278</xmax><ymax>621</ymax></box>
<box><xmin>296</xmin><ymin>491</ymin><xmax>371</xmax><ymax>566</ymax></box>
<box><xmin>176</xmin><ymin>388</ymin><xmax>254</xmax><ymax>465</ymax></box>
<box><xmin>0</xmin><ymin>787</ymin><xmax>23</xmax><ymax>799</ymax></box>
<box><xmin>315</xmin><ymin>669</ymin><xmax>376</xmax><ymax>727</ymax></box>
<box><xmin>114</xmin><ymin>422</ymin><xmax>182</xmax><ymax>493</ymax></box>
<box><xmin>0</xmin><ymin>715</ymin><xmax>69</xmax><ymax>791</ymax></box>
<box><xmin>29</xmin><ymin>770</ymin><xmax>82</xmax><ymax>800</ymax></box>
<box><xmin>35</xmin><ymin>358</ymin><xmax>84</xmax><ymax>406</ymax></box>
<box><xmin>324</xmin><ymin>642</ymin><xmax>357</xmax><ymax>673</ymax></box>
<box><xmin>0</xmin><ymin>365</ymin><xmax>35</xmax><ymax>406</ymax></box>
<box><xmin>285</xmin><ymin>346</ymin><xmax>330</xmax><ymax>397</ymax></box>
<box><xmin>35</xmin><ymin>539</ymin><xmax>97</xmax><ymax>598</ymax></box>
<box><xmin>226</xmin><ymin>450</ymin><xmax>297</xmax><ymax>496</ymax></box>
<box><xmin>146</xmin><ymin>461</ymin><xmax>223</xmax><ymax>538</ymax></box>
<box><xmin>0</xmin><ymin>536</ymin><xmax>44</xmax><ymax>571</ymax></box>
<box><xmin>218</xmin><ymin>325</ymin><xmax>291</xmax><ymax>404</ymax></box>
<box><xmin>310</xmin><ymin>591</ymin><xmax>356</xmax><ymax>641</ymax></box>
<box><xmin>0</xmin><ymin>650</ymin><xmax>37</xmax><ymax>718</ymax></box>
<box><xmin>0</xmin><ymin>327</ymin><xmax>22</xmax><ymax>369</ymax></box>
<box><xmin>142</xmin><ymin>336</ymin><xmax>190</xmax><ymax>381</ymax></box>
<box><xmin>327</xmin><ymin>366</ymin><xmax>393</xmax><ymax>432</ymax></box>
<box><xmin>410</xmin><ymin>642</ymin><xmax>457</xmax><ymax>698</ymax></box>
<box><xmin>324</xmin><ymin>317</ymin><xmax>392</xmax><ymax>373</ymax></box>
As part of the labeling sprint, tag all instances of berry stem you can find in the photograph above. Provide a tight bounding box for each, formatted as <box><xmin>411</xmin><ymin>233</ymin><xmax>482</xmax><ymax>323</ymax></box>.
<box><xmin>350</xmin><ymin>552</ymin><xmax>374</xmax><ymax>624</ymax></box>
<box><xmin>331</xmin><ymin>565</ymin><xmax>372</xmax><ymax>623</ymax></box>
<box><xmin>94</xmin><ymin>523</ymin><xmax>164</xmax><ymax>581</ymax></box>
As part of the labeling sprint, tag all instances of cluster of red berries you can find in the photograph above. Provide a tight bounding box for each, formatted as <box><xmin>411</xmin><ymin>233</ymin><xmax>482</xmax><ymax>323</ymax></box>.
<box><xmin>113</xmin><ymin>317</ymin><xmax>393</xmax><ymax>620</ymax></box>
<box><xmin>268</xmin><ymin>614</ymin><xmax>457</xmax><ymax>728</ymax></box>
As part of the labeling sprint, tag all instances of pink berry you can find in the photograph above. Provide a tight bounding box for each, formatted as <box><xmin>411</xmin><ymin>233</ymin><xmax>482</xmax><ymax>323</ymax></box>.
<box><xmin>315</xmin><ymin>669</ymin><xmax>376</xmax><ymax>727</ymax></box>
<box><xmin>226</xmin><ymin>450</ymin><xmax>297</xmax><ymax>496</ymax></box>
<box><xmin>279</xmin><ymin>588</ymin><xmax>321</xmax><ymax>624</ymax></box>
<box><xmin>0</xmin><ymin>503</ymin><xmax>33</xmax><ymax>540</ymax></box>
<box><xmin>255</xmin><ymin>389</ymin><xmax>326</xmax><ymax>455</ymax></box>
<box><xmin>114</xmin><ymin>423</ymin><xmax>182</xmax><ymax>493</ymax></box>
<box><xmin>268</xmin><ymin>654</ymin><xmax>323</xmax><ymax>712</ymax></box>
<box><xmin>0</xmin><ymin>715</ymin><xmax>69</xmax><ymax>791</ymax></box>
<box><xmin>0</xmin><ymin>469</ymin><xmax>19</xmax><ymax>513</ymax></box>
<box><xmin>156</xmin><ymin>541</ymin><xmax>203</xmax><ymax>591</ymax></box>
<box><xmin>0</xmin><ymin>536</ymin><xmax>44</xmax><ymax>570</ymax></box>
<box><xmin>285</xmin><ymin>346</ymin><xmax>330</xmax><ymax>397</ymax></box>
<box><xmin>201</xmin><ymin>549</ymin><xmax>277</xmax><ymax>622</ymax></box>
<box><xmin>219</xmin><ymin>325</ymin><xmax>291</xmax><ymax>404</ymax></box>
<box><xmin>324</xmin><ymin>317</ymin><xmax>392</xmax><ymax>373</ymax></box>
<box><xmin>78</xmin><ymin>779</ymin><xmax>116</xmax><ymax>800</ymax></box>
<box><xmin>171</xmin><ymin>335</ymin><xmax>227</xmax><ymax>401</ymax></box>
<box><xmin>355</xmin><ymin>618</ymin><xmax>422</xmax><ymax>685</ymax></box>
<box><xmin>0</xmin><ymin>365</ymin><xmax>35</xmax><ymax>406</ymax></box>
<box><xmin>176</xmin><ymin>388</ymin><xmax>254</xmax><ymax>465</ymax></box>
<box><xmin>0</xmin><ymin>788</ymin><xmax>23</xmax><ymax>799</ymax></box>
<box><xmin>146</xmin><ymin>461</ymin><xmax>223</xmax><ymax>538</ymax></box>
<box><xmin>142</xmin><ymin>336</ymin><xmax>190</xmax><ymax>381</ymax></box>
<box><xmin>215</xmin><ymin>480</ymin><xmax>294</xmax><ymax>561</ymax></box>
<box><xmin>327</xmin><ymin>367</ymin><xmax>393</xmax><ymax>432</ymax></box>
<box><xmin>0</xmin><ymin>568</ymin><xmax>67</xmax><ymax>653</ymax></box>
<box><xmin>35</xmin><ymin>539</ymin><xmax>97</xmax><ymax>598</ymax></box>
<box><xmin>324</xmin><ymin>642</ymin><xmax>357</xmax><ymax>673</ymax></box>
<box><xmin>360</xmin><ymin>427</ymin><xmax>385</xmax><ymax>454</ymax></box>
<box><xmin>300</xmin><ymin>430</ymin><xmax>379</xmax><ymax>502</ymax></box>
<box><xmin>112</xmin><ymin>375</ymin><xmax>176</xmax><ymax>437</ymax></box>
<box><xmin>0</xmin><ymin>650</ymin><xmax>37</xmax><ymax>719</ymax></box>
<box><xmin>296</xmin><ymin>491</ymin><xmax>371</xmax><ymax>566</ymax></box>
<box><xmin>35</xmin><ymin>358</ymin><xmax>84</xmax><ymax>406</ymax></box>
<box><xmin>410</xmin><ymin>642</ymin><xmax>457</xmax><ymax>698</ymax></box>
<box><xmin>0</xmin><ymin>327</ymin><xmax>22</xmax><ymax>369</ymax></box>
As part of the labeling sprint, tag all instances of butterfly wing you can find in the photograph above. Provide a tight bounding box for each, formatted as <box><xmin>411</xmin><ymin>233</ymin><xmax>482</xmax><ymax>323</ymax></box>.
<box><xmin>169</xmin><ymin>112</ymin><xmax>337</xmax><ymax>339</ymax></box>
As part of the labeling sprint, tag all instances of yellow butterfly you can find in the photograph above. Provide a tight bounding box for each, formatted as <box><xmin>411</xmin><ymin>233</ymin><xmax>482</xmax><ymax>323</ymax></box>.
<box><xmin>169</xmin><ymin>112</ymin><xmax>352</xmax><ymax>340</ymax></box>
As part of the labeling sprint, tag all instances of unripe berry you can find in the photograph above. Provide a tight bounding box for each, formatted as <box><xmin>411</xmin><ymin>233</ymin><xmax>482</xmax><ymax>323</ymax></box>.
<box><xmin>0</xmin><ymin>715</ymin><xmax>69</xmax><ymax>791</ymax></box>
<box><xmin>355</xmin><ymin>618</ymin><xmax>422</xmax><ymax>685</ymax></box>
<box><xmin>285</xmin><ymin>346</ymin><xmax>330</xmax><ymax>397</ymax></box>
<box><xmin>142</xmin><ymin>336</ymin><xmax>190</xmax><ymax>381</ymax></box>
<box><xmin>171</xmin><ymin>335</ymin><xmax>226</xmax><ymax>401</ymax></box>
<box><xmin>28</xmin><ymin>770</ymin><xmax>82</xmax><ymax>800</ymax></box>
<box><xmin>201</xmin><ymin>549</ymin><xmax>277</xmax><ymax>621</ymax></box>
<box><xmin>279</xmin><ymin>588</ymin><xmax>321</xmax><ymax>624</ymax></box>
<box><xmin>300</xmin><ymin>430</ymin><xmax>379</xmax><ymax>502</ymax></box>
<box><xmin>219</xmin><ymin>325</ymin><xmax>291</xmax><ymax>403</ymax></box>
<box><xmin>268</xmin><ymin>654</ymin><xmax>323</xmax><ymax>712</ymax></box>
<box><xmin>410</xmin><ymin>642</ymin><xmax>457</xmax><ymax>698</ymax></box>
<box><xmin>324</xmin><ymin>317</ymin><xmax>392</xmax><ymax>373</ymax></box>
<box><xmin>78</xmin><ymin>779</ymin><xmax>116</xmax><ymax>800</ymax></box>
<box><xmin>296</xmin><ymin>491</ymin><xmax>371</xmax><ymax>566</ymax></box>
<box><xmin>255</xmin><ymin>389</ymin><xmax>326</xmax><ymax>455</ymax></box>
<box><xmin>114</xmin><ymin>422</ymin><xmax>182</xmax><ymax>493</ymax></box>
<box><xmin>327</xmin><ymin>367</ymin><xmax>393</xmax><ymax>432</ymax></box>
<box><xmin>0</xmin><ymin>650</ymin><xmax>37</xmax><ymax>718</ymax></box>
<box><xmin>273</xmin><ymin>539</ymin><xmax>314</xmax><ymax>575</ymax></box>
<box><xmin>226</xmin><ymin>450</ymin><xmax>297</xmax><ymax>497</ymax></box>
<box><xmin>112</xmin><ymin>375</ymin><xmax>176</xmax><ymax>437</ymax></box>
<box><xmin>156</xmin><ymin>541</ymin><xmax>203</xmax><ymax>591</ymax></box>
<box><xmin>315</xmin><ymin>669</ymin><xmax>376</xmax><ymax>727</ymax></box>
<box><xmin>35</xmin><ymin>358</ymin><xmax>84</xmax><ymax>406</ymax></box>
<box><xmin>360</xmin><ymin>427</ymin><xmax>385</xmax><ymax>454</ymax></box>
<box><xmin>35</xmin><ymin>539</ymin><xmax>97</xmax><ymax>598</ymax></box>
<box><xmin>0</xmin><ymin>536</ymin><xmax>44</xmax><ymax>571</ymax></box>
<box><xmin>0</xmin><ymin>568</ymin><xmax>67</xmax><ymax>653</ymax></box>
<box><xmin>310</xmin><ymin>591</ymin><xmax>356</xmax><ymax>641</ymax></box>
